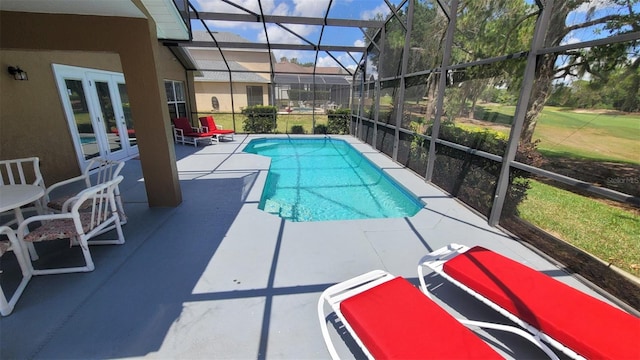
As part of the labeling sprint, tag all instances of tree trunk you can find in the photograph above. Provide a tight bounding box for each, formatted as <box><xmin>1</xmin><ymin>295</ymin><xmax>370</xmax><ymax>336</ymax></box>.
<box><xmin>521</xmin><ymin>53</ymin><xmax>558</xmax><ymax>143</ymax></box>
<box><xmin>621</xmin><ymin>57</ymin><xmax>640</xmax><ymax>112</ymax></box>
<box><xmin>520</xmin><ymin>1</ymin><xmax>577</xmax><ymax>143</ymax></box>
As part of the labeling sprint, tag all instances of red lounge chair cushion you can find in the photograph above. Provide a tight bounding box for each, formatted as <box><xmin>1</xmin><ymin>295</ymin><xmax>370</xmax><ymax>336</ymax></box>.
<box><xmin>173</xmin><ymin>118</ymin><xmax>211</xmax><ymax>137</ymax></box>
<box><xmin>340</xmin><ymin>277</ymin><xmax>501</xmax><ymax>359</ymax></box>
<box><xmin>443</xmin><ymin>246</ymin><xmax>640</xmax><ymax>360</ymax></box>
<box><xmin>199</xmin><ymin>116</ymin><xmax>235</xmax><ymax>135</ymax></box>
<box><xmin>211</xmin><ymin>129</ymin><xmax>234</xmax><ymax>135</ymax></box>
<box><xmin>111</xmin><ymin>128</ymin><xmax>135</xmax><ymax>136</ymax></box>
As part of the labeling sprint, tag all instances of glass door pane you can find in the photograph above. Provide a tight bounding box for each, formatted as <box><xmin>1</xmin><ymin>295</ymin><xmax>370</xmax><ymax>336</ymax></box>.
<box><xmin>117</xmin><ymin>83</ymin><xmax>137</xmax><ymax>147</ymax></box>
<box><xmin>95</xmin><ymin>80</ymin><xmax>123</xmax><ymax>154</ymax></box>
<box><xmin>65</xmin><ymin>79</ymin><xmax>100</xmax><ymax>160</ymax></box>
<box><xmin>54</xmin><ymin>65</ymin><xmax>140</xmax><ymax>167</ymax></box>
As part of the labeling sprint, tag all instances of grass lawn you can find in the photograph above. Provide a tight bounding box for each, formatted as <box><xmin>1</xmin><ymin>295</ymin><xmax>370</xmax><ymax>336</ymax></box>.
<box><xmin>476</xmin><ymin>104</ymin><xmax>640</xmax><ymax>164</ymax></box>
<box><xmin>518</xmin><ymin>180</ymin><xmax>640</xmax><ymax>277</ymax></box>
<box><xmin>198</xmin><ymin>113</ymin><xmax>328</xmax><ymax>134</ymax></box>
<box><xmin>535</xmin><ymin>107</ymin><xmax>640</xmax><ymax>164</ymax></box>
<box><xmin>455</xmin><ymin>104</ymin><xmax>640</xmax><ymax>278</ymax></box>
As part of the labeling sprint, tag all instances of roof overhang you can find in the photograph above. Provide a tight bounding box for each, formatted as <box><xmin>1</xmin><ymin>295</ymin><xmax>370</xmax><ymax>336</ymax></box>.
<box><xmin>0</xmin><ymin>0</ymin><xmax>189</xmax><ymax>41</ymax></box>
<box><xmin>140</xmin><ymin>0</ymin><xmax>190</xmax><ymax>40</ymax></box>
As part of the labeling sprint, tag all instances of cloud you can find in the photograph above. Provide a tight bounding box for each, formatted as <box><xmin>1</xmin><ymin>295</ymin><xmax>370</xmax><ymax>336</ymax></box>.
<box><xmin>195</xmin><ymin>0</ymin><xmax>279</xmax><ymax>14</ymax></box>
<box><xmin>573</xmin><ymin>0</ymin><xmax>618</xmax><ymax>14</ymax></box>
<box><xmin>259</xmin><ymin>23</ymin><xmax>317</xmax><ymax>44</ymax></box>
<box><xmin>354</xmin><ymin>39</ymin><xmax>365</xmax><ymax>47</ymax></box>
<box><xmin>317</xmin><ymin>53</ymin><xmax>359</xmax><ymax>70</ymax></box>
<box><xmin>195</xmin><ymin>0</ymin><xmax>288</xmax><ymax>30</ymax></box>
<box><xmin>560</xmin><ymin>36</ymin><xmax>581</xmax><ymax>46</ymax></box>
<box><xmin>292</xmin><ymin>0</ymin><xmax>331</xmax><ymax>17</ymax></box>
<box><xmin>361</xmin><ymin>4</ymin><xmax>390</xmax><ymax>20</ymax></box>
<box><xmin>316</xmin><ymin>55</ymin><xmax>339</xmax><ymax>67</ymax></box>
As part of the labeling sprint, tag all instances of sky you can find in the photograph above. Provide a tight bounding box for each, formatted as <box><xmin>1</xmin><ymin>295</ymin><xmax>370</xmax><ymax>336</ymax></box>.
<box><xmin>191</xmin><ymin>0</ymin><xmax>392</xmax><ymax>70</ymax></box>
<box><xmin>189</xmin><ymin>0</ymin><xmax>639</xmax><ymax>71</ymax></box>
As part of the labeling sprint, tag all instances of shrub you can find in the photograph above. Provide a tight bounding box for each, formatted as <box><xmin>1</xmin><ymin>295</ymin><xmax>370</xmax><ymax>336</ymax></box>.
<box><xmin>290</xmin><ymin>125</ymin><xmax>305</xmax><ymax>134</ymax></box>
<box><xmin>242</xmin><ymin>105</ymin><xmax>278</xmax><ymax>133</ymax></box>
<box><xmin>427</xmin><ymin>122</ymin><xmax>542</xmax><ymax>218</ymax></box>
<box><xmin>326</xmin><ymin>109</ymin><xmax>351</xmax><ymax>134</ymax></box>
<box><xmin>314</xmin><ymin>124</ymin><xmax>328</xmax><ymax>134</ymax></box>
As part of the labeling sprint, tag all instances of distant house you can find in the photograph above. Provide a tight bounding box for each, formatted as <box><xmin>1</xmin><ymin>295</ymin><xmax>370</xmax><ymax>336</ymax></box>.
<box><xmin>187</xmin><ymin>31</ymin><xmax>272</xmax><ymax>112</ymax></box>
<box><xmin>187</xmin><ymin>31</ymin><xmax>352</xmax><ymax>114</ymax></box>
<box><xmin>273</xmin><ymin>59</ymin><xmax>352</xmax><ymax>112</ymax></box>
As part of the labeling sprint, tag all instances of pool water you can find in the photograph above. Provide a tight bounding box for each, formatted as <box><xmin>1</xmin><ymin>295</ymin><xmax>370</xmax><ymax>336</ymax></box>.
<box><xmin>244</xmin><ymin>138</ymin><xmax>424</xmax><ymax>222</ymax></box>
<box><xmin>80</xmin><ymin>136</ymin><xmax>96</xmax><ymax>144</ymax></box>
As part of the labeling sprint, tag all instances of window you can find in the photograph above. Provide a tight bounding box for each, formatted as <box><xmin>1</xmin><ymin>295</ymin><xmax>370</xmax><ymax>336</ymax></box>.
<box><xmin>165</xmin><ymin>80</ymin><xmax>187</xmax><ymax>119</ymax></box>
<box><xmin>247</xmin><ymin>86</ymin><xmax>263</xmax><ymax>107</ymax></box>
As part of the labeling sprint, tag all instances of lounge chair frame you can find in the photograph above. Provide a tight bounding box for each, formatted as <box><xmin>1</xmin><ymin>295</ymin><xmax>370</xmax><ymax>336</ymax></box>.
<box><xmin>172</xmin><ymin>118</ymin><xmax>216</xmax><ymax>147</ymax></box>
<box><xmin>318</xmin><ymin>269</ymin><xmax>557</xmax><ymax>360</ymax></box>
<box><xmin>418</xmin><ymin>243</ymin><xmax>627</xmax><ymax>360</ymax></box>
<box><xmin>199</xmin><ymin>116</ymin><xmax>235</xmax><ymax>141</ymax></box>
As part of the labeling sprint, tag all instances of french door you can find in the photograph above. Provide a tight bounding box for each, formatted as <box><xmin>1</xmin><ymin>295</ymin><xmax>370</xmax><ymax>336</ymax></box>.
<box><xmin>53</xmin><ymin>64</ymin><xmax>138</xmax><ymax>169</ymax></box>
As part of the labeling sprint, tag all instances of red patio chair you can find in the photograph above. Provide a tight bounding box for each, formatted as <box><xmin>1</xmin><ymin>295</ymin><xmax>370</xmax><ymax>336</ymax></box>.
<box><xmin>171</xmin><ymin>117</ymin><xmax>215</xmax><ymax>147</ymax></box>
<box><xmin>199</xmin><ymin>116</ymin><xmax>235</xmax><ymax>141</ymax></box>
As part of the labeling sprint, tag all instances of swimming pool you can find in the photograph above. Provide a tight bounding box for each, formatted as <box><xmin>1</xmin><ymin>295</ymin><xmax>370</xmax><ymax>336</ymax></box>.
<box><xmin>79</xmin><ymin>136</ymin><xmax>96</xmax><ymax>144</ymax></box>
<box><xmin>244</xmin><ymin>138</ymin><xmax>424</xmax><ymax>222</ymax></box>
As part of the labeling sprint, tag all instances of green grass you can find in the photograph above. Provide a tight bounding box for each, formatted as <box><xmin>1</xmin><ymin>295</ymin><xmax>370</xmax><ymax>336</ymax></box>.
<box><xmin>476</xmin><ymin>104</ymin><xmax>640</xmax><ymax>164</ymax></box>
<box><xmin>518</xmin><ymin>180</ymin><xmax>640</xmax><ymax>277</ymax></box>
<box><xmin>534</xmin><ymin>107</ymin><xmax>640</xmax><ymax>164</ymax></box>
<box><xmin>198</xmin><ymin>113</ymin><xmax>328</xmax><ymax>134</ymax></box>
<box><xmin>472</xmin><ymin>105</ymin><xmax>640</xmax><ymax>278</ymax></box>
<box><xmin>474</xmin><ymin>104</ymin><xmax>515</xmax><ymax>125</ymax></box>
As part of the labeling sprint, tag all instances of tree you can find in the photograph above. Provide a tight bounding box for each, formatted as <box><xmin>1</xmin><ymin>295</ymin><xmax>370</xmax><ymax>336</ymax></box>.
<box><xmin>361</xmin><ymin>0</ymin><xmax>639</xmax><ymax>142</ymax></box>
<box><xmin>522</xmin><ymin>0</ymin><xmax>639</xmax><ymax>143</ymax></box>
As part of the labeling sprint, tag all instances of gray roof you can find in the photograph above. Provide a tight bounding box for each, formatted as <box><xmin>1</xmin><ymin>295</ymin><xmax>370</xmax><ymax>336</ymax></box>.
<box><xmin>194</xmin><ymin>59</ymin><xmax>269</xmax><ymax>83</ymax></box>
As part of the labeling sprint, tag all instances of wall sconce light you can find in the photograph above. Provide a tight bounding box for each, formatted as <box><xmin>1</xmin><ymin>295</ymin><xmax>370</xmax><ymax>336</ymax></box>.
<box><xmin>8</xmin><ymin>66</ymin><xmax>28</xmax><ymax>81</ymax></box>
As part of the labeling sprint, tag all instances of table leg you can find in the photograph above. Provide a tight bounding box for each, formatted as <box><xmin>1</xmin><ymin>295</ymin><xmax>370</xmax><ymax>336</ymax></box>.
<box><xmin>13</xmin><ymin>208</ymin><xmax>39</xmax><ymax>261</ymax></box>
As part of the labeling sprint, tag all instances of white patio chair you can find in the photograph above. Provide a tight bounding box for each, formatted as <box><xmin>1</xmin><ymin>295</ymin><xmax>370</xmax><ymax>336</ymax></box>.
<box><xmin>0</xmin><ymin>226</ymin><xmax>32</xmax><ymax>316</ymax></box>
<box><xmin>44</xmin><ymin>158</ymin><xmax>126</xmax><ymax>226</ymax></box>
<box><xmin>0</xmin><ymin>157</ymin><xmax>46</xmax><ymax>225</ymax></box>
<box><xmin>17</xmin><ymin>176</ymin><xmax>125</xmax><ymax>275</ymax></box>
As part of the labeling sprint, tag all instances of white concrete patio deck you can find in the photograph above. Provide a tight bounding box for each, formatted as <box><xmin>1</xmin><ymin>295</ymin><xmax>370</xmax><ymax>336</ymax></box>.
<box><xmin>0</xmin><ymin>134</ymin><xmax>625</xmax><ymax>359</ymax></box>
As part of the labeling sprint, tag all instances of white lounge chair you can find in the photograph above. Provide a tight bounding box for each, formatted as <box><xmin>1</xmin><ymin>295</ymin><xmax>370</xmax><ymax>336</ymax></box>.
<box><xmin>17</xmin><ymin>176</ymin><xmax>125</xmax><ymax>275</ymax></box>
<box><xmin>418</xmin><ymin>243</ymin><xmax>640</xmax><ymax>360</ymax></box>
<box><xmin>318</xmin><ymin>269</ymin><xmax>554</xmax><ymax>359</ymax></box>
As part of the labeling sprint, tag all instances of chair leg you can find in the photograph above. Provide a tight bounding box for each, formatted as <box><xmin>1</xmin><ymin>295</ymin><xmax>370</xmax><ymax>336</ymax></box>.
<box><xmin>0</xmin><ymin>242</ymin><xmax>32</xmax><ymax>316</ymax></box>
<box><xmin>79</xmin><ymin>237</ymin><xmax>95</xmax><ymax>271</ymax></box>
<box><xmin>0</xmin><ymin>288</ymin><xmax>12</xmax><ymax>316</ymax></box>
<box><xmin>86</xmin><ymin>217</ymin><xmax>126</xmax><ymax>245</ymax></box>
<box><xmin>115</xmin><ymin>192</ymin><xmax>127</xmax><ymax>225</ymax></box>
<box><xmin>27</xmin><ymin>236</ymin><xmax>95</xmax><ymax>275</ymax></box>
<box><xmin>0</xmin><ymin>272</ymin><xmax>31</xmax><ymax>316</ymax></box>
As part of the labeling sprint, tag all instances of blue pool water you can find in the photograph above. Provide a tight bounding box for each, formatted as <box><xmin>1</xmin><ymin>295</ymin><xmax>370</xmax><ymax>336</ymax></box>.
<box><xmin>80</xmin><ymin>136</ymin><xmax>96</xmax><ymax>144</ymax></box>
<box><xmin>244</xmin><ymin>138</ymin><xmax>424</xmax><ymax>222</ymax></box>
